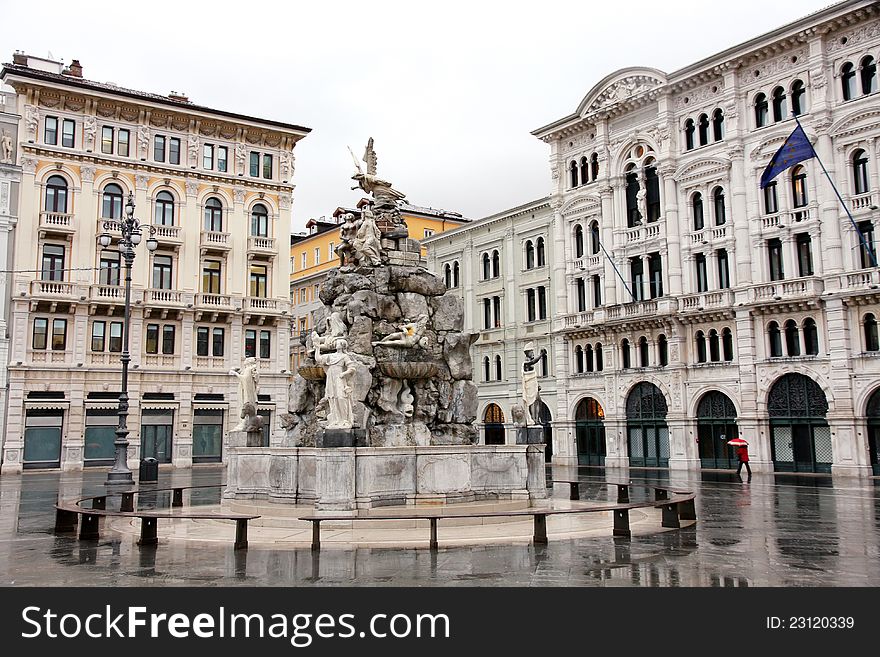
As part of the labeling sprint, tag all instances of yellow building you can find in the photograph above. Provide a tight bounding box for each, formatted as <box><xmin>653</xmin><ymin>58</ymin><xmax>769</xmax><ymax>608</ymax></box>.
<box><xmin>289</xmin><ymin>201</ymin><xmax>469</xmax><ymax>368</ymax></box>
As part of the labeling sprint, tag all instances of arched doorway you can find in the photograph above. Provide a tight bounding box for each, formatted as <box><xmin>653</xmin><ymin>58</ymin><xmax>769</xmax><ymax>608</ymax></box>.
<box><xmin>575</xmin><ymin>397</ymin><xmax>605</xmax><ymax>466</ymax></box>
<box><xmin>484</xmin><ymin>404</ymin><xmax>505</xmax><ymax>445</ymax></box>
<box><xmin>865</xmin><ymin>388</ymin><xmax>880</xmax><ymax>475</ymax></box>
<box><xmin>626</xmin><ymin>382</ymin><xmax>669</xmax><ymax>467</ymax></box>
<box><xmin>697</xmin><ymin>391</ymin><xmax>738</xmax><ymax>469</ymax></box>
<box><xmin>536</xmin><ymin>401</ymin><xmax>553</xmax><ymax>462</ymax></box>
<box><xmin>769</xmin><ymin>373</ymin><xmax>831</xmax><ymax>473</ymax></box>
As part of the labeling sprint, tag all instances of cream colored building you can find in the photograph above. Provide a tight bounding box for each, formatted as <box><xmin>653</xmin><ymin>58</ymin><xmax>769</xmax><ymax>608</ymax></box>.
<box><xmin>0</xmin><ymin>53</ymin><xmax>309</xmax><ymax>472</ymax></box>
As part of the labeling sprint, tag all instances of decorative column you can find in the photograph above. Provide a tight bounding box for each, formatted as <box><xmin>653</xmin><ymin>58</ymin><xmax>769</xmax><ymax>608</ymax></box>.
<box><xmin>729</xmin><ymin>144</ymin><xmax>752</xmax><ymax>286</ymax></box>
<box><xmin>813</xmin><ymin>114</ymin><xmax>844</xmax><ymax>275</ymax></box>
<box><xmin>659</xmin><ymin>164</ymin><xmax>683</xmax><ymax>295</ymax></box>
<box><xmin>600</xmin><ymin>182</ymin><xmax>618</xmax><ymax>306</ymax></box>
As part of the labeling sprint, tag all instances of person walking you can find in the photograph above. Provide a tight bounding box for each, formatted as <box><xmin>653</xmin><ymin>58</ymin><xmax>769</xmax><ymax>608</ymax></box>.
<box><xmin>735</xmin><ymin>442</ymin><xmax>752</xmax><ymax>479</ymax></box>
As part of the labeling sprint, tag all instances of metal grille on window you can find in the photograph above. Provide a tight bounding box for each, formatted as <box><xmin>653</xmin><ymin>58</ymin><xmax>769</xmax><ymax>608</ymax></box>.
<box><xmin>812</xmin><ymin>426</ymin><xmax>833</xmax><ymax>464</ymax></box>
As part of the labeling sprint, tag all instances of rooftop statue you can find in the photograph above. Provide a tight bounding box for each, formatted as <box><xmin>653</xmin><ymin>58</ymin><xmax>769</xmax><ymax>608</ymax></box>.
<box><xmin>349</xmin><ymin>137</ymin><xmax>406</xmax><ymax>209</ymax></box>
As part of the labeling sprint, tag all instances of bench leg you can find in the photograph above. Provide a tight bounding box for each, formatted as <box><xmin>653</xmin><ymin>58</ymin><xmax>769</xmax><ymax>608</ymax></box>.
<box><xmin>311</xmin><ymin>520</ymin><xmax>321</xmax><ymax>551</ymax></box>
<box><xmin>172</xmin><ymin>488</ymin><xmax>183</xmax><ymax>508</ymax></box>
<box><xmin>678</xmin><ymin>499</ymin><xmax>697</xmax><ymax>521</ymax></box>
<box><xmin>138</xmin><ymin>517</ymin><xmax>158</xmax><ymax>546</ymax></box>
<box><xmin>234</xmin><ymin>519</ymin><xmax>248</xmax><ymax>551</ymax></box>
<box><xmin>569</xmin><ymin>482</ymin><xmax>580</xmax><ymax>501</ymax></box>
<box><xmin>92</xmin><ymin>496</ymin><xmax>106</xmax><ymax>510</ymax></box>
<box><xmin>654</xmin><ymin>488</ymin><xmax>668</xmax><ymax>501</ymax></box>
<box><xmin>533</xmin><ymin>514</ymin><xmax>548</xmax><ymax>545</ymax></box>
<box><xmin>429</xmin><ymin>518</ymin><xmax>438</xmax><ymax>550</ymax></box>
<box><xmin>120</xmin><ymin>492</ymin><xmax>135</xmax><ymax>512</ymax></box>
<box><xmin>661</xmin><ymin>503</ymin><xmax>680</xmax><ymax>529</ymax></box>
<box><xmin>613</xmin><ymin>509</ymin><xmax>631</xmax><ymax>538</ymax></box>
<box><xmin>617</xmin><ymin>484</ymin><xmax>629</xmax><ymax>504</ymax></box>
<box><xmin>55</xmin><ymin>509</ymin><xmax>78</xmax><ymax>534</ymax></box>
<box><xmin>79</xmin><ymin>513</ymin><xmax>100</xmax><ymax>541</ymax></box>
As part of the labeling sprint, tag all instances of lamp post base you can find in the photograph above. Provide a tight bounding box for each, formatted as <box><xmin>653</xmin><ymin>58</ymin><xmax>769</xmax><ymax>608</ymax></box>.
<box><xmin>105</xmin><ymin>470</ymin><xmax>134</xmax><ymax>486</ymax></box>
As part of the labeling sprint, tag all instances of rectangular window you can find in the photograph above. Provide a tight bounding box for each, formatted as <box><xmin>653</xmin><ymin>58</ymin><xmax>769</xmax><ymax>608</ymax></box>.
<box><xmin>483</xmin><ymin>298</ymin><xmax>491</xmax><ymax>329</ymax></box>
<box><xmin>768</xmin><ymin>238</ymin><xmax>784</xmax><ymax>281</ymax></box>
<box><xmin>117</xmin><ymin>128</ymin><xmax>130</xmax><ymax>157</ymax></box>
<box><xmin>109</xmin><ymin>322</ymin><xmax>122</xmax><ymax>352</ymax></box>
<box><xmin>162</xmin><ymin>325</ymin><xmax>175</xmax><ymax>355</ymax></box>
<box><xmin>192</xmin><ymin>409</ymin><xmax>224</xmax><ymax>462</ymax></box>
<box><xmin>152</xmin><ymin>254</ymin><xmax>173</xmax><ymax>289</ymax></box>
<box><xmin>262</xmin><ymin>154</ymin><xmax>272</xmax><ymax>179</ymax></box>
<box><xmin>796</xmin><ymin>233</ymin><xmax>814</xmax><ymax>277</ymax></box>
<box><xmin>203</xmin><ymin>143</ymin><xmax>214</xmax><ymax>169</ymax></box>
<box><xmin>630</xmin><ymin>258</ymin><xmax>645</xmax><ymax>301</ymax></box>
<box><xmin>648</xmin><ymin>252</ymin><xmax>663</xmax><ymax>299</ymax></box>
<box><xmin>84</xmin><ymin>409</ymin><xmax>117</xmax><ymax>464</ymax></box>
<box><xmin>576</xmin><ymin>278</ymin><xmax>586</xmax><ymax>312</ymax></box>
<box><xmin>145</xmin><ymin>324</ymin><xmax>159</xmax><ymax>354</ymax></box>
<box><xmin>314</xmin><ymin>247</ymin><xmax>320</xmax><ymax>265</ymax></box>
<box><xmin>99</xmin><ymin>250</ymin><xmax>120</xmax><ymax>286</ymax></box>
<box><xmin>91</xmin><ymin>321</ymin><xmax>106</xmax><ymax>352</ymax></box>
<box><xmin>202</xmin><ymin>259</ymin><xmax>222</xmax><ymax>294</ymax></box>
<box><xmin>538</xmin><ymin>286</ymin><xmax>547</xmax><ymax>320</ymax></box>
<box><xmin>424</xmin><ymin>229</ymin><xmax>435</xmax><ymax>238</ymax></box>
<box><xmin>51</xmin><ymin>319</ymin><xmax>67</xmax><ymax>350</ymax></box>
<box><xmin>217</xmin><ymin>146</ymin><xmax>228</xmax><ymax>173</ymax></box>
<box><xmin>141</xmin><ymin>410</ymin><xmax>173</xmax><ymax>463</ymax></box>
<box><xmin>245</xmin><ymin>329</ymin><xmax>257</xmax><ymax>358</ymax></box>
<box><xmin>249</xmin><ymin>152</ymin><xmax>260</xmax><ymax>177</ymax></box>
<box><xmin>717</xmin><ymin>249</ymin><xmax>730</xmax><ymax>289</ymax></box>
<box><xmin>764</xmin><ymin>182</ymin><xmax>778</xmax><ymax>215</ymax></box>
<box><xmin>196</xmin><ymin>326</ymin><xmax>210</xmax><ymax>357</ymax></box>
<box><xmin>44</xmin><ymin>116</ymin><xmax>58</xmax><ymax>145</ymax></box>
<box><xmin>23</xmin><ymin>409</ymin><xmax>63</xmax><ymax>468</ymax></box>
<box><xmin>33</xmin><ymin>318</ymin><xmax>48</xmax><ymax>350</ymax></box>
<box><xmin>526</xmin><ymin>289</ymin><xmax>536</xmax><ymax>322</ymax></box>
<box><xmin>41</xmin><ymin>244</ymin><xmax>65</xmax><ymax>281</ymax></box>
<box><xmin>250</xmin><ymin>264</ymin><xmax>268</xmax><ymax>298</ymax></box>
<box><xmin>154</xmin><ymin>135</ymin><xmax>166</xmax><ymax>162</ymax></box>
<box><xmin>301</xmin><ymin>253</ymin><xmax>307</xmax><ymax>270</ymax></box>
<box><xmin>260</xmin><ymin>330</ymin><xmax>271</xmax><ymax>359</ymax></box>
<box><xmin>61</xmin><ymin>119</ymin><xmax>75</xmax><ymax>148</ymax></box>
<box><xmin>493</xmin><ymin>296</ymin><xmax>501</xmax><ymax>328</ymax></box>
<box><xmin>592</xmin><ymin>274</ymin><xmax>602</xmax><ymax>308</ymax></box>
<box><xmin>169</xmin><ymin>137</ymin><xmax>180</xmax><ymax>165</ymax></box>
<box><xmin>695</xmin><ymin>253</ymin><xmax>708</xmax><ymax>292</ymax></box>
<box><xmin>328</xmin><ymin>242</ymin><xmax>335</xmax><ymax>260</ymax></box>
<box><xmin>101</xmin><ymin>126</ymin><xmax>113</xmax><ymax>154</ymax></box>
<box><xmin>212</xmin><ymin>327</ymin><xmax>225</xmax><ymax>357</ymax></box>
<box><xmin>858</xmin><ymin>220</ymin><xmax>876</xmax><ymax>269</ymax></box>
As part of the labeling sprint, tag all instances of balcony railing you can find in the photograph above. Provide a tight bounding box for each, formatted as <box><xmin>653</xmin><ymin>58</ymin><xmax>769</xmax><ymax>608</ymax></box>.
<box><xmin>143</xmin><ymin>354</ymin><xmax>179</xmax><ymax>368</ymax></box>
<box><xmin>200</xmin><ymin>231</ymin><xmax>230</xmax><ymax>249</ymax></box>
<box><xmin>679</xmin><ymin>290</ymin><xmax>732</xmax><ymax>311</ymax></box>
<box><xmin>195</xmin><ymin>356</ymin><xmax>228</xmax><ymax>369</ymax></box>
<box><xmin>605</xmin><ymin>300</ymin><xmax>657</xmax><ymax>320</ymax></box>
<box><xmin>39</xmin><ymin>212</ymin><xmax>75</xmax><ymax>233</ymax></box>
<box><xmin>152</xmin><ymin>224</ymin><xmax>183</xmax><ymax>242</ymax></box>
<box><xmin>248</xmin><ymin>236</ymin><xmax>276</xmax><ymax>252</ymax></box>
<box><xmin>195</xmin><ymin>293</ymin><xmax>233</xmax><ymax>308</ymax></box>
<box><xmin>145</xmin><ymin>288</ymin><xmax>184</xmax><ymax>305</ymax></box>
<box><xmin>851</xmin><ymin>192</ymin><xmax>876</xmax><ymax>211</ymax></box>
<box><xmin>563</xmin><ymin>311</ymin><xmax>594</xmax><ymax>328</ymax></box>
<box><xmin>30</xmin><ymin>279</ymin><xmax>76</xmax><ymax>298</ymax></box>
<box><xmin>244</xmin><ymin>297</ymin><xmax>279</xmax><ymax>312</ymax></box>
<box><xmin>90</xmin><ymin>284</ymin><xmax>125</xmax><ymax>302</ymax></box>
<box><xmin>841</xmin><ymin>269</ymin><xmax>880</xmax><ymax>290</ymax></box>
<box><xmin>29</xmin><ymin>349</ymin><xmax>69</xmax><ymax>365</ymax></box>
<box><xmin>747</xmin><ymin>277</ymin><xmax>824</xmax><ymax>303</ymax></box>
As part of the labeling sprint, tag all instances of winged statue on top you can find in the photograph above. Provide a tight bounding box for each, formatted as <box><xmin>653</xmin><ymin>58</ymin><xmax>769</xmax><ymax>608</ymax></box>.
<box><xmin>349</xmin><ymin>137</ymin><xmax>407</xmax><ymax>209</ymax></box>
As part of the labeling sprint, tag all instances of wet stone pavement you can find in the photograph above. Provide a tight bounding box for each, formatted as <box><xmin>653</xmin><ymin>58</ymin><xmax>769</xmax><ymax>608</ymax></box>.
<box><xmin>0</xmin><ymin>465</ymin><xmax>878</xmax><ymax>586</ymax></box>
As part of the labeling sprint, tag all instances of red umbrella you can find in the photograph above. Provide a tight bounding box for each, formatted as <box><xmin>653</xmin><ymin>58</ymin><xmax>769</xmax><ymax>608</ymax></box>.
<box><xmin>727</xmin><ymin>438</ymin><xmax>748</xmax><ymax>447</ymax></box>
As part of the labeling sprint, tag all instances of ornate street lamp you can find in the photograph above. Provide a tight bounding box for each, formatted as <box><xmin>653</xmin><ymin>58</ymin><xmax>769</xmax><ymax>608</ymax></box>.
<box><xmin>101</xmin><ymin>192</ymin><xmax>158</xmax><ymax>486</ymax></box>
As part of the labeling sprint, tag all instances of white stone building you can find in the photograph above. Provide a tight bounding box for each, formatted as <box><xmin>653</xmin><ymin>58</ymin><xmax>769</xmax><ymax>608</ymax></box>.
<box><xmin>0</xmin><ymin>53</ymin><xmax>309</xmax><ymax>472</ymax></box>
<box><xmin>427</xmin><ymin>0</ymin><xmax>880</xmax><ymax>476</ymax></box>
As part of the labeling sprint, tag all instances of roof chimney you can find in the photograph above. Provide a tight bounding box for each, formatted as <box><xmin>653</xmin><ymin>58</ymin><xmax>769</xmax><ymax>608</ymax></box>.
<box><xmin>67</xmin><ymin>59</ymin><xmax>83</xmax><ymax>77</ymax></box>
<box><xmin>167</xmin><ymin>90</ymin><xmax>189</xmax><ymax>102</ymax></box>
<box><xmin>12</xmin><ymin>51</ymin><xmax>27</xmax><ymax>65</ymax></box>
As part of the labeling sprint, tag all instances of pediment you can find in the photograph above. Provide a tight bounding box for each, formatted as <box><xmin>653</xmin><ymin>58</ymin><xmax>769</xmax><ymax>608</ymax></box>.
<box><xmin>560</xmin><ymin>194</ymin><xmax>601</xmax><ymax>217</ymax></box>
<box><xmin>829</xmin><ymin>107</ymin><xmax>880</xmax><ymax>138</ymax></box>
<box><xmin>577</xmin><ymin>67</ymin><xmax>667</xmax><ymax>116</ymax></box>
<box><xmin>673</xmin><ymin>157</ymin><xmax>731</xmax><ymax>185</ymax></box>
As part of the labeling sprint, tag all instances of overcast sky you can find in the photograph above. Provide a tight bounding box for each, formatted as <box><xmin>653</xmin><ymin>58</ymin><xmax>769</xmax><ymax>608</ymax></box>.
<box><xmin>3</xmin><ymin>0</ymin><xmax>835</xmax><ymax>231</ymax></box>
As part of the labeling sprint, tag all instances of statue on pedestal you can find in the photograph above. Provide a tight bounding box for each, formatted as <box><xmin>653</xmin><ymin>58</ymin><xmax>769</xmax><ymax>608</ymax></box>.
<box><xmin>315</xmin><ymin>339</ymin><xmax>358</xmax><ymax>429</ymax></box>
<box><xmin>1</xmin><ymin>130</ymin><xmax>13</xmax><ymax>164</ymax></box>
<box><xmin>520</xmin><ymin>343</ymin><xmax>542</xmax><ymax>425</ymax></box>
<box><xmin>230</xmin><ymin>357</ymin><xmax>263</xmax><ymax>433</ymax></box>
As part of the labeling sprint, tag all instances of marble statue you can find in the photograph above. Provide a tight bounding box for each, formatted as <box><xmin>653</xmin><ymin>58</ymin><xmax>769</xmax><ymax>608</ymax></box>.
<box><xmin>0</xmin><ymin>130</ymin><xmax>13</xmax><ymax>164</ymax></box>
<box><xmin>635</xmin><ymin>187</ymin><xmax>647</xmax><ymax>224</ymax></box>
<box><xmin>335</xmin><ymin>212</ymin><xmax>358</xmax><ymax>266</ymax></box>
<box><xmin>511</xmin><ymin>404</ymin><xmax>527</xmax><ymax>427</ymax></box>
<box><xmin>235</xmin><ymin>142</ymin><xmax>246</xmax><ymax>173</ymax></box>
<box><xmin>352</xmin><ymin>206</ymin><xmax>382</xmax><ymax>266</ymax></box>
<box><xmin>188</xmin><ymin>134</ymin><xmax>200</xmax><ymax>166</ymax></box>
<box><xmin>373</xmin><ymin>314</ymin><xmax>429</xmax><ymax>348</ymax></box>
<box><xmin>311</xmin><ymin>311</ymin><xmax>347</xmax><ymax>354</ymax></box>
<box><xmin>399</xmin><ymin>382</ymin><xmax>414</xmax><ymax>418</ymax></box>
<box><xmin>349</xmin><ymin>138</ymin><xmax>406</xmax><ymax>208</ymax></box>
<box><xmin>83</xmin><ymin>116</ymin><xmax>97</xmax><ymax>151</ymax></box>
<box><xmin>280</xmin><ymin>151</ymin><xmax>294</xmax><ymax>180</ymax></box>
<box><xmin>137</xmin><ymin>125</ymin><xmax>150</xmax><ymax>158</ymax></box>
<box><xmin>315</xmin><ymin>339</ymin><xmax>358</xmax><ymax>429</ymax></box>
<box><xmin>24</xmin><ymin>105</ymin><xmax>37</xmax><ymax>142</ymax></box>
<box><xmin>520</xmin><ymin>343</ymin><xmax>542</xmax><ymax>425</ymax></box>
<box><xmin>230</xmin><ymin>357</ymin><xmax>263</xmax><ymax>432</ymax></box>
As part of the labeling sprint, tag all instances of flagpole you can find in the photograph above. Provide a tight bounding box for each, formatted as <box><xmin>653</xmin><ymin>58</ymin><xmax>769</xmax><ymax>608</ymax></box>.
<box><xmin>793</xmin><ymin>113</ymin><xmax>878</xmax><ymax>268</ymax></box>
<box><xmin>596</xmin><ymin>235</ymin><xmax>637</xmax><ymax>303</ymax></box>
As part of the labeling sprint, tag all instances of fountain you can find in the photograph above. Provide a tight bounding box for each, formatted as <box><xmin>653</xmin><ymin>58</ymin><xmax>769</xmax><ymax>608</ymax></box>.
<box><xmin>225</xmin><ymin>139</ymin><xmax>546</xmax><ymax>510</ymax></box>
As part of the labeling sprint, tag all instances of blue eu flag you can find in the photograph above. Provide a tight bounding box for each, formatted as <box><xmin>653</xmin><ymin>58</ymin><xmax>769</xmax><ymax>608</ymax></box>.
<box><xmin>760</xmin><ymin>124</ymin><xmax>815</xmax><ymax>189</ymax></box>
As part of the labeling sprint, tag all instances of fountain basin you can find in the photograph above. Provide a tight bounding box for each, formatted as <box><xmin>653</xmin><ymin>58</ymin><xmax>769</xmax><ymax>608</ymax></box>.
<box><xmin>377</xmin><ymin>361</ymin><xmax>439</xmax><ymax>379</ymax></box>
<box><xmin>298</xmin><ymin>365</ymin><xmax>326</xmax><ymax>381</ymax></box>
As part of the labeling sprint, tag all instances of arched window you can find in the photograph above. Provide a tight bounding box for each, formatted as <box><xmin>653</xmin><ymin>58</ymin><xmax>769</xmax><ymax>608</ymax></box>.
<box><xmin>203</xmin><ymin>197</ymin><xmax>223</xmax><ymax>232</ymax></box>
<box><xmin>621</xmin><ymin>338</ymin><xmax>631</xmax><ymax>369</ymax></box>
<box><xmin>483</xmin><ymin>356</ymin><xmax>490</xmax><ymax>382</ymax></box>
<box><xmin>768</xmin><ymin>321</ymin><xmax>783</xmax><ymax>357</ymax></box>
<box><xmin>658</xmin><ymin>334</ymin><xmax>668</xmax><ymax>367</ymax></box>
<box><xmin>574</xmin><ymin>224</ymin><xmax>584</xmax><ymax>258</ymax></box>
<box><xmin>585</xmin><ymin>344</ymin><xmax>594</xmax><ymax>372</ymax></box>
<box><xmin>590</xmin><ymin>152</ymin><xmax>599</xmax><ymax>180</ymax></box>
<box><xmin>625</xmin><ymin>166</ymin><xmax>641</xmax><ymax>227</ymax></box>
<box><xmin>525</xmin><ymin>240</ymin><xmax>535</xmax><ymax>270</ymax></box>
<box><xmin>569</xmin><ymin>161</ymin><xmax>578</xmax><ymax>188</ymax></box>
<box><xmin>580</xmin><ymin>156</ymin><xmax>589</xmax><ymax>185</ymax></box>
<box><xmin>444</xmin><ymin>263</ymin><xmax>452</xmax><ymax>288</ymax></box>
<box><xmin>861</xmin><ymin>55</ymin><xmax>877</xmax><ymax>95</ymax></box>
<box><xmin>589</xmin><ymin>221</ymin><xmax>600</xmax><ymax>255</ymax></box>
<box><xmin>842</xmin><ymin>62</ymin><xmax>857</xmax><ymax>101</ymax></box>
<box><xmin>722</xmin><ymin>327</ymin><xmax>734</xmax><ymax>361</ymax></box>
<box><xmin>491</xmin><ymin>250</ymin><xmax>500</xmax><ymax>278</ymax></box>
<box><xmin>709</xmin><ymin>329</ymin><xmax>720</xmax><ymax>362</ymax></box>
<box><xmin>785</xmin><ymin>319</ymin><xmax>800</xmax><ymax>357</ymax></box>
<box><xmin>695</xmin><ymin>330</ymin><xmax>707</xmax><ymax>363</ymax></box>
<box><xmin>453</xmin><ymin>261</ymin><xmax>460</xmax><ymax>288</ymax></box>
<box><xmin>44</xmin><ymin>175</ymin><xmax>68</xmax><ymax>213</ymax></box>
<box><xmin>712</xmin><ymin>108</ymin><xmax>724</xmax><ymax>141</ymax></box>
<box><xmin>154</xmin><ymin>190</ymin><xmax>175</xmax><ymax>226</ymax></box>
<box><xmin>865</xmin><ymin>313</ymin><xmax>879</xmax><ymax>352</ymax></box>
<box><xmin>791</xmin><ymin>165</ymin><xmax>808</xmax><ymax>208</ymax></box>
<box><xmin>853</xmin><ymin>149</ymin><xmax>870</xmax><ymax>195</ymax></box>
<box><xmin>803</xmin><ymin>318</ymin><xmax>819</xmax><ymax>356</ymax></box>
<box><xmin>483</xmin><ymin>403</ymin><xmax>505</xmax><ymax>445</ymax></box>
<box><xmin>595</xmin><ymin>343</ymin><xmax>603</xmax><ymax>371</ymax></box>
<box><xmin>575</xmin><ymin>345</ymin><xmax>584</xmax><ymax>374</ymax></box>
<box><xmin>772</xmin><ymin>86</ymin><xmax>787</xmax><ymax>122</ymax></box>
<box><xmin>791</xmin><ymin>80</ymin><xmax>806</xmax><ymax>116</ymax></box>
<box><xmin>684</xmin><ymin>118</ymin><xmax>695</xmax><ymax>150</ymax></box>
<box><xmin>101</xmin><ymin>183</ymin><xmax>124</xmax><ymax>219</ymax></box>
<box><xmin>755</xmin><ymin>93</ymin><xmax>769</xmax><ymax>127</ymax></box>
<box><xmin>250</xmin><ymin>203</ymin><xmax>269</xmax><ymax>237</ymax></box>
<box><xmin>638</xmin><ymin>336</ymin><xmax>649</xmax><ymax>367</ymax></box>
<box><xmin>494</xmin><ymin>355</ymin><xmax>502</xmax><ymax>381</ymax></box>
<box><xmin>697</xmin><ymin>113</ymin><xmax>709</xmax><ymax>146</ymax></box>
<box><xmin>692</xmin><ymin>192</ymin><xmax>704</xmax><ymax>231</ymax></box>
<box><xmin>536</xmin><ymin>237</ymin><xmax>545</xmax><ymax>267</ymax></box>
<box><xmin>645</xmin><ymin>163</ymin><xmax>661</xmax><ymax>222</ymax></box>
<box><xmin>713</xmin><ymin>187</ymin><xmax>726</xmax><ymax>226</ymax></box>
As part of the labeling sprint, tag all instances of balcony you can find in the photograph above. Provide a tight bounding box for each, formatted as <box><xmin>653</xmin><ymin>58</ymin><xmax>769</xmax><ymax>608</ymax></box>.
<box><xmin>573</xmin><ymin>255</ymin><xmax>601</xmax><ymax>271</ymax></box>
<box><xmin>143</xmin><ymin>354</ymin><xmax>180</xmax><ymax>368</ymax></box>
<box><xmin>563</xmin><ymin>311</ymin><xmax>595</xmax><ymax>328</ymax></box>
<box><xmin>39</xmin><ymin>212</ymin><xmax>75</xmax><ymax>237</ymax></box>
<box><xmin>89</xmin><ymin>284</ymin><xmax>125</xmax><ymax>303</ymax></box>
<box><xmin>624</xmin><ymin>223</ymin><xmax>661</xmax><ymax>245</ymax></box>
<box><xmin>144</xmin><ymin>288</ymin><xmax>185</xmax><ymax>306</ymax></box>
<box><xmin>200</xmin><ymin>230</ymin><xmax>230</xmax><ymax>252</ymax></box>
<box><xmin>243</xmin><ymin>296</ymin><xmax>279</xmax><ymax>313</ymax></box>
<box><xmin>747</xmin><ymin>277</ymin><xmax>824</xmax><ymax>303</ymax></box>
<box><xmin>195</xmin><ymin>293</ymin><xmax>234</xmax><ymax>309</ymax></box>
<box><xmin>29</xmin><ymin>279</ymin><xmax>77</xmax><ymax>299</ymax></box>
<box><xmin>605</xmin><ymin>299</ymin><xmax>658</xmax><ymax>320</ymax></box>
<box><xmin>850</xmin><ymin>192</ymin><xmax>876</xmax><ymax>212</ymax></box>
<box><xmin>28</xmin><ymin>349</ymin><xmax>70</xmax><ymax>365</ymax></box>
<box><xmin>842</xmin><ymin>269</ymin><xmax>880</xmax><ymax>291</ymax></box>
<box><xmin>152</xmin><ymin>224</ymin><xmax>183</xmax><ymax>246</ymax></box>
<box><xmin>248</xmin><ymin>236</ymin><xmax>276</xmax><ymax>255</ymax></box>
<box><xmin>195</xmin><ymin>356</ymin><xmax>228</xmax><ymax>369</ymax></box>
<box><xmin>679</xmin><ymin>290</ymin><xmax>733</xmax><ymax>311</ymax></box>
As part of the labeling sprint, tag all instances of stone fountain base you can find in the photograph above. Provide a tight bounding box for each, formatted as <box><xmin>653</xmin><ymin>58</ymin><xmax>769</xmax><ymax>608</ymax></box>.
<box><xmin>224</xmin><ymin>445</ymin><xmax>546</xmax><ymax>511</ymax></box>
